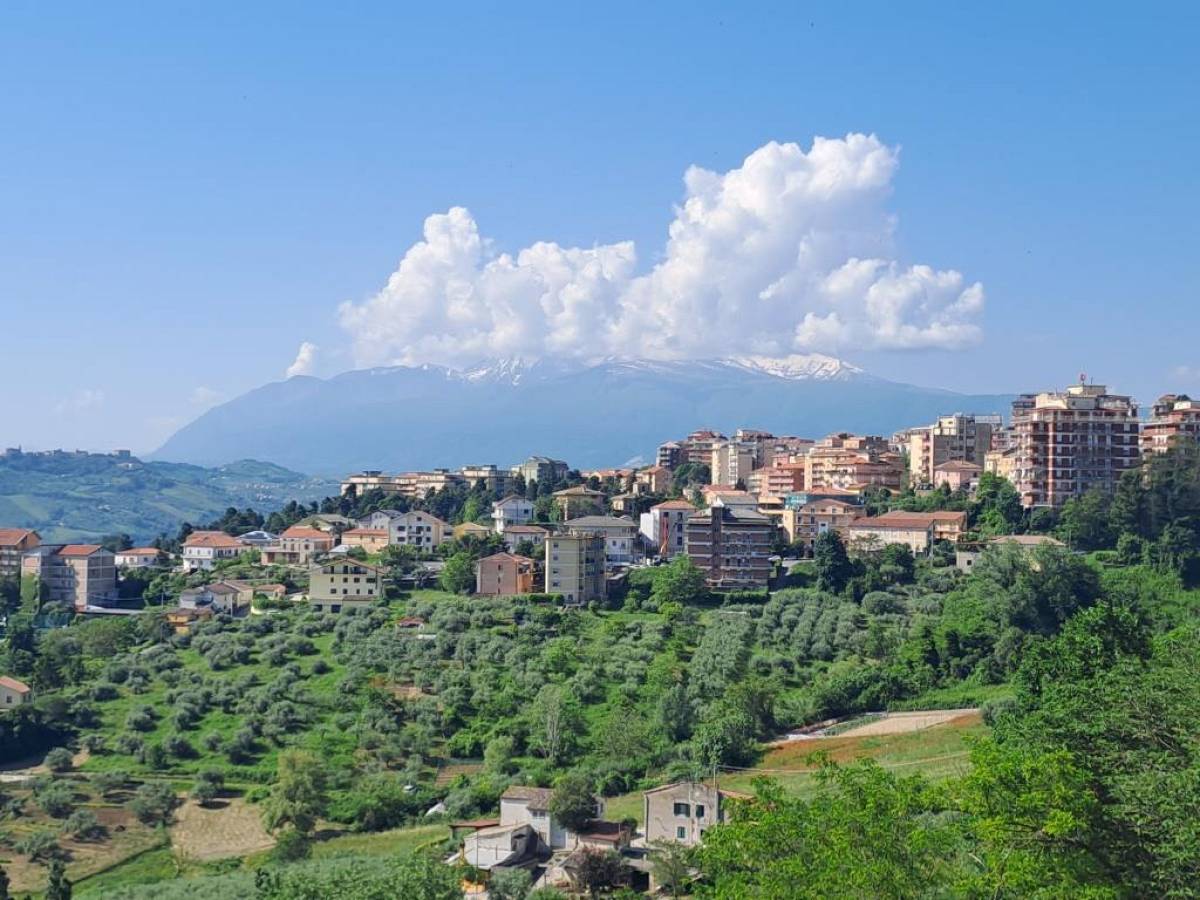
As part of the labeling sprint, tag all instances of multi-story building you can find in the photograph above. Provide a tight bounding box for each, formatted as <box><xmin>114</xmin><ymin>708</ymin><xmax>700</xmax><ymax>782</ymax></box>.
<box><xmin>781</xmin><ymin>498</ymin><xmax>863</xmax><ymax>552</ymax></box>
<box><xmin>984</xmin><ymin>446</ymin><xmax>1018</xmax><ymax>482</ymax></box>
<box><xmin>633</xmin><ymin>465</ymin><xmax>671</xmax><ymax>495</ymax></box>
<box><xmin>356</xmin><ymin>510</ymin><xmax>450</xmax><ymax>549</ymax></box>
<box><xmin>492</xmin><ymin>495</ymin><xmax>535</xmax><ymax>532</ymax></box>
<box><xmin>710</xmin><ymin>440</ymin><xmax>757</xmax><ymax>487</ymax></box>
<box><xmin>685</xmin><ymin>505</ymin><xmax>773</xmax><ymax>590</ymax></box>
<box><xmin>656</xmin><ymin>441</ymin><xmax>684</xmax><ymax>470</ymax></box>
<box><xmin>908</xmin><ymin>414</ymin><xmax>996</xmax><ymax>487</ymax></box>
<box><xmin>182</xmin><ymin>531</ymin><xmax>243</xmax><ymax>572</ymax></box>
<box><xmin>545</xmin><ymin>532</ymin><xmax>606</xmax><ymax>605</ymax></box>
<box><xmin>745</xmin><ymin>463</ymin><xmax>806</xmax><ymax>497</ymax></box>
<box><xmin>459</xmin><ymin>464</ymin><xmax>512</xmax><ymax>495</ymax></box>
<box><xmin>475</xmin><ymin>552</ymin><xmax>536</xmax><ymax>596</ymax></box>
<box><xmin>21</xmin><ymin>544</ymin><xmax>117</xmax><ymax>610</ymax></box>
<box><xmin>340</xmin><ymin>469</ymin><xmax>466</xmax><ymax>500</ymax></box>
<box><xmin>502</xmin><ymin>524</ymin><xmax>550</xmax><ymax>553</ymax></box>
<box><xmin>552</xmin><ymin>485</ymin><xmax>606</xmax><ymax>519</ymax></box>
<box><xmin>639</xmin><ymin>500</ymin><xmax>696</xmax><ymax>559</ymax></box>
<box><xmin>260</xmin><ymin>526</ymin><xmax>335</xmax><ymax>565</ymax></box>
<box><xmin>804</xmin><ymin>434</ymin><xmax>902</xmax><ymax>492</ymax></box>
<box><xmin>1141</xmin><ymin>394</ymin><xmax>1200</xmax><ymax>455</ymax></box>
<box><xmin>933</xmin><ymin>460</ymin><xmax>983</xmax><ymax>493</ymax></box>
<box><xmin>511</xmin><ymin>456</ymin><xmax>569</xmax><ymax>488</ymax></box>
<box><xmin>1011</xmin><ymin>382</ymin><xmax>1140</xmax><ymax>508</ymax></box>
<box><xmin>0</xmin><ymin>528</ymin><xmax>40</xmax><ymax>580</ymax></box>
<box><xmin>114</xmin><ymin>547</ymin><xmax>163</xmax><ymax>569</ymax></box>
<box><xmin>309</xmin><ymin>559</ymin><xmax>385</xmax><ymax>613</ymax></box>
<box><xmin>340</xmin><ymin>528</ymin><xmax>390</xmax><ymax>553</ymax></box>
<box><xmin>565</xmin><ymin>515</ymin><xmax>640</xmax><ymax>569</ymax></box>
<box><xmin>642</xmin><ymin>782</ymin><xmax>743</xmax><ymax>847</ymax></box>
<box><xmin>846</xmin><ymin>510</ymin><xmax>968</xmax><ymax>554</ymax></box>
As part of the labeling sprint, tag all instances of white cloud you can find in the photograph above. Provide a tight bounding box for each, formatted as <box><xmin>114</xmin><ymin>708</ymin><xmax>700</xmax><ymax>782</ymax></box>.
<box><xmin>189</xmin><ymin>386</ymin><xmax>222</xmax><ymax>408</ymax></box>
<box><xmin>1173</xmin><ymin>364</ymin><xmax>1200</xmax><ymax>383</ymax></box>
<box><xmin>285</xmin><ymin>342</ymin><xmax>319</xmax><ymax>378</ymax></box>
<box><xmin>339</xmin><ymin>134</ymin><xmax>984</xmax><ymax>367</ymax></box>
<box><xmin>54</xmin><ymin>388</ymin><xmax>105</xmax><ymax>415</ymax></box>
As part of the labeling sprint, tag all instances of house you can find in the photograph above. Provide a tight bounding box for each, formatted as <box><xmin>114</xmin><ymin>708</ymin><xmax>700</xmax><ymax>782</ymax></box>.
<box><xmin>20</xmin><ymin>544</ymin><xmax>118</xmax><ymax>610</ymax></box>
<box><xmin>956</xmin><ymin>534</ymin><xmax>1066</xmax><ymax>572</ymax></box>
<box><xmin>340</xmin><ymin>528</ymin><xmax>389</xmax><ymax>553</ymax></box>
<box><xmin>179</xmin><ymin>580</ymin><xmax>253</xmax><ymax>615</ymax></box>
<box><xmin>511</xmin><ymin>456</ymin><xmax>569</xmax><ymax>488</ymax></box>
<box><xmin>453</xmin><ymin>521</ymin><xmax>494</xmax><ymax>541</ymax></box>
<box><xmin>609</xmin><ymin>492</ymin><xmax>640</xmax><ymax>515</ymax></box>
<box><xmin>545</xmin><ymin>532</ymin><xmax>606</xmax><ymax>605</ymax></box>
<box><xmin>492</xmin><ymin>495</ymin><xmax>535</xmax><ymax>532</ymax></box>
<box><xmin>846</xmin><ymin>510</ymin><xmax>968</xmax><ymax>555</ymax></box>
<box><xmin>475</xmin><ymin>552</ymin><xmax>536</xmax><ymax>596</ymax></box>
<box><xmin>933</xmin><ymin>460</ymin><xmax>983</xmax><ymax>493</ymax></box>
<box><xmin>358</xmin><ymin>510</ymin><xmax>450</xmax><ymax>549</ymax></box>
<box><xmin>702</xmin><ymin>486</ymin><xmax>758</xmax><ymax>508</ymax></box>
<box><xmin>502</xmin><ymin>524</ymin><xmax>550</xmax><ymax>554</ymax></box>
<box><xmin>309</xmin><ymin>558</ymin><xmax>385</xmax><ymax>613</ymax></box>
<box><xmin>114</xmin><ymin>547</ymin><xmax>163</xmax><ymax>568</ymax></box>
<box><xmin>685</xmin><ymin>506</ymin><xmax>773</xmax><ymax>590</ymax></box>
<box><xmin>0</xmin><ymin>528</ymin><xmax>40</xmax><ymax>579</ymax></box>
<box><xmin>909</xmin><ymin>415</ymin><xmax>995</xmax><ymax>487</ymax></box>
<box><xmin>642</xmin><ymin>782</ymin><xmax>746</xmax><ymax>847</ymax></box>
<box><xmin>0</xmin><ymin>676</ymin><xmax>32</xmax><ymax>711</ymax></box>
<box><xmin>639</xmin><ymin>500</ymin><xmax>696</xmax><ymax>559</ymax></box>
<box><xmin>182</xmin><ymin>531</ymin><xmax>243</xmax><ymax>572</ymax></box>
<box><xmin>260</xmin><ymin>526</ymin><xmax>335</xmax><ymax>566</ymax></box>
<box><xmin>564</xmin><ymin>516</ymin><xmax>640</xmax><ymax>569</ymax></box>
<box><xmin>500</xmin><ymin>785</ymin><xmax>605</xmax><ymax>851</ymax></box>
<box><xmin>164</xmin><ymin>606</ymin><xmax>213</xmax><ymax>634</ymax></box>
<box><xmin>780</xmin><ymin>499</ymin><xmax>864</xmax><ymax>553</ymax></box>
<box><xmin>552</xmin><ymin>485</ymin><xmax>606</xmax><ymax>519</ymax></box>
<box><xmin>634</xmin><ymin>465</ymin><xmax>671</xmax><ymax>495</ymax></box>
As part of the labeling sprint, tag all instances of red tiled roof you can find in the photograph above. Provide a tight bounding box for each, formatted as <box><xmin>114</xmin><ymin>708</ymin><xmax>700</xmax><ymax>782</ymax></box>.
<box><xmin>119</xmin><ymin>547</ymin><xmax>161</xmax><ymax>555</ymax></box>
<box><xmin>184</xmin><ymin>531</ymin><xmax>242</xmax><ymax>549</ymax></box>
<box><xmin>0</xmin><ymin>528</ymin><xmax>38</xmax><ymax>548</ymax></box>
<box><xmin>281</xmin><ymin>526</ymin><xmax>330</xmax><ymax>540</ymax></box>
<box><xmin>343</xmin><ymin>528</ymin><xmax>387</xmax><ymax>537</ymax></box>
<box><xmin>0</xmin><ymin>676</ymin><xmax>31</xmax><ymax>693</ymax></box>
<box><xmin>652</xmin><ymin>500</ymin><xmax>696</xmax><ymax>510</ymax></box>
<box><xmin>504</xmin><ymin>524</ymin><xmax>549</xmax><ymax>534</ymax></box>
<box><xmin>59</xmin><ymin>544</ymin><xmax>103</xmax><ymax>557</ymax></box>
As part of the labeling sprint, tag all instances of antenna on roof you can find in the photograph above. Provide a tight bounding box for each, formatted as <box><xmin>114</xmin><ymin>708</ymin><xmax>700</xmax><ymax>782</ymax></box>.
<box><xmin>1079</xmin><ymin>371</ymin><xmax>1088</xmax><ymax>385</ymax></box>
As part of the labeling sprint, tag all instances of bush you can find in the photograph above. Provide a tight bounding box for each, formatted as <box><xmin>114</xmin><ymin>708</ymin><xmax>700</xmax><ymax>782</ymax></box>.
<box><xmin>35</xmin><ymin>781</ymin><xmax>76</xmax><ymax>818</ymax></box>
<box><xmin>16</xmin><ymin>829</ymin><xmax>61</xmax><ymax>861</ymax></box>
<box><xmin>271</xmin><ymin>828</ymin><xmax>312</xmax><ymax>862</ymax></box>
<box><xmin>44</xmin><ymin>747</ymin><xmax>74</xmax><ymax>773</ymax></box>
<box><xmin>130</xmin><ymin>781</ymin><xmax>178</xmax><ymax>826</ymax></box>
<box><xmin>62</xmin><ymin>807</ymin><xmax>106</xmax><ymax>840</ymax></box>
<box><xmin>125</xmin><ymin>706</ymin><xmax>156</xmax><ymax>732</ymax></box>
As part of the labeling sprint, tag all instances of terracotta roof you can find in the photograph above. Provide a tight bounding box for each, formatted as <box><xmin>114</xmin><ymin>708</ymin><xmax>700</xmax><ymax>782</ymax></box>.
<box><xmin>478</xmin><ymin>552</ymin><xmax>534</xmax><ymax>565</ymax></box>
<box><xmin>853</xmin><ymin>510</ymin><xmax>967</xmax><ymax>529</ymax></box>
<box><xmin>652</xmin><ymin>500</ymin><xmax>696</xmax><ymax>510</ymax></box>
<box><xmin>553</xmin><ymin>485</ymin><xmax>604</xmax><ymax>497</ymax></box>
<box><xmin>281</xmin><ymin>526</ymin><xmax>330</xmax><ymax>540</ymax></box>
<box><xmin>396</xmin><ymin>616</ymin><xmax>425</xmax><ymax>628</ymax></box>
<box><xmin>118</xmin><ymin>547</ymin><xmax>161</xmax><ymax>555</ymax></box>
<box><xmin>504</xmin><ymin>524</ymin><xmax>549</xmax><ymax>534</ymax></box>
<box><xmin>0</xmin><ymin>676</ymin><xmax>31</xmax><ymax>694</ymax></box>
<box><xmin>58</xmin><ymin>544</ymin><xmax>103</xmax><ymax>557</ymax></box>
<box><xmin>934</xmin><ymin>460</ymin><xmax>983</xmax><ymax>472</ymax></box>
<box><xmin>184</xmin><ymin>531</ymin><xmax>242</xmax><ymax>549</ymax></box>
<box><xmin>0</xmin><ymin>528</ymin><xmax>38</xmax><ymax>548</ymax></box>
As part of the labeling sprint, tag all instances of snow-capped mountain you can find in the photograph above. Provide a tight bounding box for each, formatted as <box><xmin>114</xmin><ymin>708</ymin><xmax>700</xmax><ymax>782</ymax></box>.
<box><xmin>153</xmin><ymin>357</ymin><xmax>1012</xmax><ymax>474</ymax></box>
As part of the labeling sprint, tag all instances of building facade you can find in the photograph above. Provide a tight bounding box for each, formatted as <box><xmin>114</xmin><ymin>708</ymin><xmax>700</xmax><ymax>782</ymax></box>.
<box><xmin>564</xmin><ymin>515</ymin><xmax>640</xmax><ymax>569</ymax></box>
<box><xmin>21</xmin><ymin>544</ymin><xmax>117</xmax><ymax>610</ymax></box>
<box><xmin>545</xmin><ymin>532</ymin><xmax>606</xmax><ymax>605</ymax></box>
<box><xmin>0</xmin><ymin>528</ymin><xmax>40</xmax><ymax>580</ymax></box>
<box><xmin>685</xmin><ymin>506</ymin><xmax>773</xmax><ymax>589</ymax></box>
<box><xmin>309</xmin><ymin>559</ymin><xmax>385</xmax><ymax>613</ymax></box>
<box><xmin>475</xmin><ymin>552</ymin><xmax>536</xmax><ymax>596</ymax></box>
<box><xmin>261</xmin><ymin>526</ymin><xmax>335</xmax><ymax>565</ymax></box>
<box><xmin>182</xmin><ymin>530</ymin><xmax>243</xmax><ymax>572</ymax></box>
<box><xmin>639</xmin><ymin>500</ymin><xmax>695</xmax><ymax>559</ymax></box>
<box><xmin>781</xmin><ymin>498</ymin><xmax>863</xmax><ymax>552</ymax></box>
<box><xmin>1141</xmin><ymin>394</ymin><xmax>1200</xmax><ymax>455</ymax></box>
<box><xmin>908</xmin><ymin>414</ymin><xmax>996</xmax><ymax>487</ymax></box>
<box><xmin>492</xmin><ymin>495</ymin><xmax>535</xmax><ymax>532</ymax></box>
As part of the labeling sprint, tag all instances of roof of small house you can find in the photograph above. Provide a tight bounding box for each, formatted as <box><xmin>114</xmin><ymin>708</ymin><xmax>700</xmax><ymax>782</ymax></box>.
<box><xmin>565</xmin><ymin>515</ymin><xmax>637</xmax><ymax>529</ymax></box>
<box><xmin>343</xmin><ymin>528</ymin><xmax>388</xmax><ymax>538</ymax></box>
<box><xmin>934</xmin><ymin>460</ymin><xmax>983</xmax><ymax>473</ymax></box>
<box><xmin>118</xmin><ymin>547</ymin><xmax>161</xmax><ymax>556</ymax></box>
<box><xmin>651</xmin><ymin>500</ymin><xmax>696</xmax><ymax>511</ymax></box>
<box><xmin>477</xmin><ymin>552</ymin><xmax>534</xmax><ymax>566</ymax></box>
<box><xmin>504</xmin><ymin>524</ymin><xmax>549</xmax><ymax>534</ymax></box>
<box><xmin>0</xmin><ymin>676</ymin><xmax>31</xmax><ymax>694</ymax></box>
<box><xmin>281</xmin><ymin>526</ymin><xmax>330</xmax><ymax>540</ymax></box>
<box><xmin>501</xmin><ymin>785</ymin><xmax>555</xmax><ymax>810</ymax></box>
<box><xmin>553</xmin><ymin>485</ymin><xmax>605</xmax><ymax>497</ymax></box>
<box><xmin>58</xmin><ymin>544</ymin><xmax>104</xmax><ymax>557</ymax></box>
<box><xmin>0</xmin><ymin>528</ymin><xmax>38</xmax><ymax>548</ymax></box>
<box><xmin>184</xmin><ymin>530</ymin><xmax>242</xmax><ymax>549</ymax></box>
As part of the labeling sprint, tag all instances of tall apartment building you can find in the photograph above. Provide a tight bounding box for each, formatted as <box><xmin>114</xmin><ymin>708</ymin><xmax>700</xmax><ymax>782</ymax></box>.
<box><xmin>710</xmin><ymin>440</ymin><xmax>757</xmax><ymax>487</ymax></box>
<box><xmin>1011</xmin><ymin>383</ymin><xmax>1140</xmax><ymax>508</ymax></box>
<box><xmin>908</xmin><ymin>414</ymin><xmax>996</xmax><ymax>487</ymax></box>
<box><xmin>781</xmin><ymin>499</ymin><xmax>863</xmax><ymax>553</ymax></box>
<box><xmin>545</xmin><ymin>532</ymin><xmax>606</xmax><ymax>605</ymax></box>
<box><xmin>685</xmin><ymin>505</ymin><xmax>773</xmax><ymax>590</ymax></box>
<box><xmin>655</xmin><ymin>441</ymin><xmax>684</xmax><ymax>470</ymax></box>
<box><xmin>460</xmin><ymin>464</ymin><xmax>512</xmax><ymax>495</ymax></box>
<box><xmin>805</xmin><ymin>434</ymin><xmax>901</xmax><ymax>492</ymax></box>
<box><xmin>21</xmin><ymin>544</ymin><xmax>117</xmax><ymax>610</ymax></box>
<box><xmin>0</xmin><ymin>528</ymin><xmax>40</xmax><ymax>580</ymax></box>
<box><xmin>639</xmin><ymin>500</ymin><xmax>695</xmax><ymax>559</ymax></box>
<box><xmin>511</xmin><ymin>456</ymin><xmax>570</xmax><ymax>487</ymax></box>
<box><xmin>746</xmin><ymin>463</ymin><xmax>806</xmax><ymax>497</ymax></box>
<box><xmin>1141</xmin><ymin>394</ymin><xmax>1200</xmax><ymax>455</ymax></box>
<box><xmin>341</xmin><ymin>469</ymin><xmax>467</xmax><ymax>499</ymax></box>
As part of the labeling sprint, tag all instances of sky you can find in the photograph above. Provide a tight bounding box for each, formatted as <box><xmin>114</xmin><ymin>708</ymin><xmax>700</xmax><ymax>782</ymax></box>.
<box><xmin>1</xmin><ymin>1</ymin><xmax>1198</xmax><ymax>454</ymax></box>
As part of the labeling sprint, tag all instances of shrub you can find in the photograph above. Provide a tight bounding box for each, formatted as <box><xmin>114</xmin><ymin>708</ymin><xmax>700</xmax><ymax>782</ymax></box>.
<box><xmin>271</xmin><ymin>828</ymin><xmax>312</xmax><ymax>862</ymax></box>
<box><xmin>35</xmin><ymin>781</ymin><xmax>76</xmax><ymax>818</ymax></box>
<box><xmin>93</xmin><ymin>770</ymin><xmax>128</xmax><ymax>797</ymax></box>
<box><xmin>81</xmin><ymin>734</ymin><xmax>106</xmax><ymax>754</ymax></box>
<box><xmin>44</xmin><ymin>747</ymin><xmax>73</xmax><ymax>773</ymax></box>
<box><xmin>130</xmin><ymin>781</ymin><xmax>178</xmax><ymax>826</ymax></box>
<box><xmin>16</xmin><ymin>829</ymin><xmax>61</xmax><ymax>861</ymax></box>
<box><xmin>125</xmin><ymin>706</ymin><xmax>156</xmax><ymax>732</ymax></box>
<box><xmin>62</xmin><ymin>808</ymin><xmax>106</xmax><ymax>840</ymax></box>
<box><xmin>91</xmin><ymin>682</ymin><xmax>120</xmax><ymax>701</ymax></box>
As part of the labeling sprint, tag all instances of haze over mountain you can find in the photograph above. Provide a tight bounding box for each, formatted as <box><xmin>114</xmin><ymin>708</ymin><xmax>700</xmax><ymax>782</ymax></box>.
<box><xmin>153</xmin><ymin>356</ymin><xmax>1015</xmax><ymax>475</ymax></box>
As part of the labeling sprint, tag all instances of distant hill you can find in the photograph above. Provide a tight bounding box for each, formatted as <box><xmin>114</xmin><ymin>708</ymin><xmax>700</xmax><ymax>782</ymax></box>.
<box><xmin>153</xmin><ymin>355</ymin><xmax>1017</xmax><ymax>474</ymax></box>
<box><xmin>0</xmin><ymin>451</ymin><xmax>337</xmax><ymax>543</ymax></box>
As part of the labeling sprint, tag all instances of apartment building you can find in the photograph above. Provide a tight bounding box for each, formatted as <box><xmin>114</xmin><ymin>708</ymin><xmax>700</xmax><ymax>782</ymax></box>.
<box><xmin>745</xmin><ymin>463</ymin><xmax>805</xmax><ymax>497</ymax></box>
<box><xmin>340</xmin><ymin>469</ymin><xmax>466</xmax><ymax>499</ymax></box>
<box><xmin>846</xmin><ymin>510</ymin><xmax>968</xmax><ymax>554</ymax></box>
<box><xmin>639</xmin><ymin>500</ymin><xmax>696</xmax><ymax>559</ymax></box>
<box><xmin>182</xmin><ymin>530</ymin><xmax>243</xmax><ymax>572</ymax></box>
<box><xmin>309</xmin><ymin>559</ymin><xmax>385</xmax><ymax>613</ymax></box>
<box><xmin>460</xmin><ymin>464</ymin><xmax>512</xmax><ymax>495</ymax></box>
<box><xmin>492</xmin><ymin>495</ymin><xmax>535</xmax><ymax>532</ymax></box>
<box><xmin>655</xmin><ymin>441</ymin><xmax>684</xmax><ymax>470</ymax></box>
<box><xmin>501</xmin><ymin>524</ymin><xmax>550</xmax><ymax>553</ymax></box>
<box><xmin>565</xmin><ymin>515</ymin><xmax>640</xmax><ymax>568</ymax></box>
<box><xmin>21</xmin><ymin>544</ymin><xmax>117</xmax><ymax>610</ymax></box>
<box><xmin>545</xmin><ymin>532</ymin><xmax>606</xmax><ymax>605</ymax></box>
<box><xmin>1011</xmin><ymin>382</ymin><xmax>1140</xmax><ymax>508</ymax></box>
<box><xmin>709</xmin><ymin>440</ymin><xmax>757</xmax><ymax>487</ymax></box>
<box><xmin>685</xmin><ymin>505</ymin><xmax>773</xmax><ymax>590</ymax></box>
<box><xmin>356</xmin><ymin>510</ymin><xmax>450</xmax><ymax>549</ymax></box>
<box><xmin>511</xmin><ymin>456</ymin><xmax>569</xmax><ymax>487</ymax></box>
<box><xmin>933</xmin><ymin>461</ymin><xmax>982</xmax><ymax>493</ymax></box>
<box><xmin>908</xmin><ymin>414</ymin><xmax>996</xmax><ymax>487</ymax></box>
<box><xmin>1141</xmin><ymin>394</ymin><xmax>1200</xmax><ymax>455</ymax></box>
<box><xmin>260</xmin><ymin>525</ymin><xmax>335</xmax><ymax>565</ymax></box>
<box><xmin>805</xmin><ymin>434</ymin><xmax>902</xmax><ymax>492</ymax></box>
<box><xmin>340</xmin><ymin>528</ymin><xmax>390</xmax><ymax>553</ymax></box>
<box><xmin>0</xmin><ymin>528</ymin><xmax>40</xmax><ymax>580</ymax></box>
<box><xmin>475</xmin><ymin>552</ymin><xmax>536</xmax><ymax>596</ymax></box>
<box><xmin>634</xmin><ymin>465</ymin><xmax>671</xmax><ymax>494</ymax></box>
<box><xmin>552</xmin><ymin>485</ymin><xmax>605</xmax><ymax>519</ymax></box>
<box><xmin>781</xmin><ymin>498</ymin><xmax>863</xmax><ymax>552</ymax></box>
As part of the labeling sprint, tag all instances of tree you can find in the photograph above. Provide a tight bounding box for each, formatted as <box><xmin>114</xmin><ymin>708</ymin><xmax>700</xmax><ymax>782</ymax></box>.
<box><xmin>528</xmin><ymin>684</ymin><xmax>583</xmax><ymax>764</ymax></box>
<box><xmin>45</xmin><ymin>858</ymin><xmax>71</xmax><ymax>900</ymax></box>
<box><xmin>649</xmin><ymin>839</ymin><xmax>692</xmax><ymax>898</ymax></box>
<box><xmin>44</xmin><ymin>747</ymin><xmax>73</xmax><ymax>773</ymax></box>
<box><xmin>1057</xmin><ymin>489</ymin><xmax>1114</xmax><ymax>550</ymax></box>
<box><xmin>570</xmin><ymin>848</ymin><xmax>628</xmax><ymax>898</ymax></box>
<box><xmin>487</xmin><ymin>867</ymin><xmax>532</xmax><ymax>900</ymax></box>
<box><xmin>62</xmin><ymin>808</ymin><xmax>104</xmax><ymax>841</ymax></box>
<box><xmin>652</xmin><ymin>556</ymin><xmax>709</xmax><ymax>606</ymax></box>
<box><xmin>253</xmin><ymin>853</ymin><xmax>460</xmax><ymax>899</ymax></box>
<box><xmin>130</xmin><ymin>781</ymin><xmax>178</xmax><ymax>826</ymax></box>
<box><xmin>814</xmin><ymin>531</ymin><xmax>853</xmax><ymax>594</ymax></box>
<box><xmin>0</xmin><ymin>863</ymin><xmax>9</xmax><ymax>900</ymax></box>
<box><xmin>439</xmin><ymin>551</ymin><xmax>476</xmax><ymax>595</ymax></box>
<box><xmin>263</xmin><ymin>750</ymin><xmax>328</xmax><ymax>836</ymax></box>
<box><xmin>549</xmin><ymin>773</ymin><xmax>597</xmax><ymax>833</ymax></box>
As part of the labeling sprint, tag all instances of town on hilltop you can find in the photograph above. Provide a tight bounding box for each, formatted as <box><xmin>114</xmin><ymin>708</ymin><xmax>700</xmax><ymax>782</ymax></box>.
<box><xmin>1</xmin><ymin>381</ymin><xmax>1198</xmax><ymax>896</ymax></box>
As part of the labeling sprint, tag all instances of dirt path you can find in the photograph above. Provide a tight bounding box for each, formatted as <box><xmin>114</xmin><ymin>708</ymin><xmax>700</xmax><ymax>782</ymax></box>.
<box><xmin>171</xmin><ymin>797</ymin><xmax>276</xmax><ymax>861</ymax></box>
<box><xmin>837</xmin><ymin>708</ymin><xmax>979</xmax><ymax>737</ymax></box>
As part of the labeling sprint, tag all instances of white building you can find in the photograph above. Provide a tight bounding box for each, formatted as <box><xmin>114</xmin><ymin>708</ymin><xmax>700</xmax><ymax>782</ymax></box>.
<box><xmin>181</xmin><ymin>531</ymin><xmax>242</xmax><ymax>572</ymax></box>
<box><xmin>565</xmin><ymin>515</ymin><xmax>641</xmax><ymax>568</ymax></box>
<box><xmin>492</xmin><ymin>495</ymin><xmax>535</xmax><ymax>533</ymax></box>
<box><xmin>357</xmin><ymin>509</ymin><xmax>450</xmax><ymax>549</ymax></box>
<box><xmin>639</xmin><ymin>500</ymin><xmax>695</xmax><ymax>559</ymax></box>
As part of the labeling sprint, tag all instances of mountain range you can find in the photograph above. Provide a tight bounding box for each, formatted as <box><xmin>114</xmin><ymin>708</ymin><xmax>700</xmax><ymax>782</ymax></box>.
<box><xmin>153</xmin><ymin>355</ymin><xmax>1015</xmax><ymax>475</ymax></box>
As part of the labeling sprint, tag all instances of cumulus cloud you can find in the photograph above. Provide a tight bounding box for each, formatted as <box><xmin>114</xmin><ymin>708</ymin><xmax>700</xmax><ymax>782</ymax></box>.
<box><xmin>285</xmin><ymin>342</ymin><xmax>319</xmax><ymax>378</ymax></box>
<box><xmin>339</xmin><ymin>134</ymin><xmax>984</xmax><ymax>366</ymax></box>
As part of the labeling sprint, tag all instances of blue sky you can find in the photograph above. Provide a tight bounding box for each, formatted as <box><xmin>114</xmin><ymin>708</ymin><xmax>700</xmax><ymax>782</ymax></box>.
<box><xmin>2</xmin><ymin>2</ymin><xmax>1197</xmax><ymax>454</ymax></box>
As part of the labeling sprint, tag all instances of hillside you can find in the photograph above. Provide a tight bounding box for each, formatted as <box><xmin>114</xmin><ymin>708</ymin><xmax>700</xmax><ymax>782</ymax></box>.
<box><xmin>152</xmin><ymin>356</ymin><xmax>1016</xmax><ymax>473</ymax></box>
<box><xmin>0</xmin><ymin>451</ymin><xmax>336</xmax><ymax>542</ymax></box>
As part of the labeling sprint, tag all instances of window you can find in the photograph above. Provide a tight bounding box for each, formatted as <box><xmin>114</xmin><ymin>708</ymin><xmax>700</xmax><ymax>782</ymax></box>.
<box><xmin>695</xmin><ymin>804</ymin><xmax>705</xmax><ymax>818</ymax></box>
<box><xmin>673</xmin><ymin>802</ymin><xmax>690</xmax><ymax>817</ymax></box>
<box><xmin>676</xmin><ymin>826</ymin><xmax>687</xmax><ymax>840</ymax></box>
